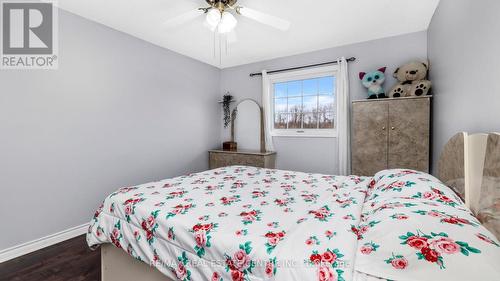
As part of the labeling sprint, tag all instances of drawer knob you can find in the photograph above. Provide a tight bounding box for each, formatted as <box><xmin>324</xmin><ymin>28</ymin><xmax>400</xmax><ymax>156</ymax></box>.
<box><xmin>391</xmin><ymin>127</ymin><xmax>396</xmax><ymax>130</ymax></box>
<box><xmin>382</xmin><ymin>127</ymin><xmax>386</xmax><ymax>130</ymax></box>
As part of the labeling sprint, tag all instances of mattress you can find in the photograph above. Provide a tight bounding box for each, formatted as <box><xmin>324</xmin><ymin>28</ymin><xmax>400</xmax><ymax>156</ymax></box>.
<box><xmin>87</xmin><ymin>166</ymin><xmax>500</xmax><ymax>281</ymax></box>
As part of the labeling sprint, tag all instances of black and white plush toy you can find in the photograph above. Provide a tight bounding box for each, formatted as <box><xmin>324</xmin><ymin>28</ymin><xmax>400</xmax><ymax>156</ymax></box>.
<box><xmin>388</xmin><ymin>61</ymin><xmax>432</xmax><ymax>98</ymax></box>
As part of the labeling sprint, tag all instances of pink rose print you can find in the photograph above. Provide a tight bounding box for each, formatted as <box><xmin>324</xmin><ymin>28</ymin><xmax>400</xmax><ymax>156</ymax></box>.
<box><xmin>124</xmin><ymin>204</ymin><xmax>133</xmax><ymax>215</ymax></box>
<box><xmin>321</xmin><ymin>250</ymin><xmax>337</xmax><ymax>264</ymax></box>
<box><xmin>225</xmin><ymin>242</ymin><xmax>254</xmax><ymax>280</ymax></box>
<box><xmin>308</xmin><ymin>248</ymin><xmax>344</xmax><ymax>281</ymax></box>
<box><xmin>110</xmin><ymin>228</ymin><xmax>121</xmax><ymax>248</ymax></box>
<box><xmin>268</xmin><ymin>237</ymin><xmax>279</xmax><ymax>246</ymax></box>
<box><xmin>441</xmin><ymin>217</ymin><xmax>459</xmax><ymax>224</ymax></box>
<box><xmin>401</xmin><ymin>231</ymin><xmax>481</xmax><ymax>269</ymax></box>
<box><xmin>220</xmin><ymin>195</ymin><xmax>240</xmax><ymax>206</ymax></box>
<box><xmin>166</xmin><ymin>191</ymin><xmax>185</xmax><ymax>199</ymax></box>
<box><xmin>191</xmin><ymin>223</ymin><xmax>217</xmax><ymax>257</ymax></box>
<box><xmin>239</xmin><ymin>210</ymin><xmax>261</xmax><ymax>225</ymax></box>
<box><xmin>407</xmin><ymin>236</ymin><xmax>428</xmax><ymax>250</ymax></box>
<box><xmin>230</xmin><ymin>270</ymin><xmax>244</xmax><ymax>281</ymax></box>
<box><xmin>317</xmin><ymin>265</ymin><xmax>337</xmax><ymax>281</ymax></box>
<box><xmin>172</xmin><ymin>252</ymin><xmax>190</xmax><ymax>281</ymax></box>
<box><xmin>264</xmin><ymin>230</ymin><xmax>285</xmax><ymax>251</ymax></box>
<box><xmin>95</xmin><ymin>226</ymin><xmax>103</xmax><ymax>237</ymax></box>
<box><xmin>390</xmin><ymin>213</ymin><xmax>409</xmax><ymax>220</ymax></box>
<box><xmin>167</xmin><ymin>227</ymin><xmax>175</xmax><ymax>240</ymax></box>
<box><xmin>232</xmin><ymin>180</ymin><xmax>246</xmax><ymax>189</ymax></box>
<box><xmin>175</xmin><ymin>263</ymin><xmax>187</xmax><ymax>280</ymax></box>
<box><xmin>195</xmin><ymin>231</ymin><xmax>207</xmax><ymax>247</ymax></box>
<box><xmin>421</xmin><ymin>247</ymin><xmax>440</xmax><ymax>263</ymax></box>
<box><xmin>145</xmin><ymin>215</ymin><xmax>155</xmax><ymax>229</ymax></box>
<box><xmin>166</xmin><ymin>204</ymin><xmax>196</xmax><ymax>219</ymax></box>
<box><xmin>369</xmin><ymin>179</ymin><xmax>376</xmax><ymax>189</ymax></box>
<box><xmin>233</xmin><ymin>249</ymin><xmax>250</xmax><ymax>271</ymax></box>
<box><xmin>360</xmin><ymin>245</ymin><xmax>372</xmax><ymax>255</ymax></box>
<box><xmin>251</xmin><ymin>190</ymin><xmax>268</xmax><ymax>198</ymax></box>
<box><xmin>476</xmin><ymin>233</ymin><xmax>500</xmax><ymax>247</ymax></box>
<box><xmin>265</xmin><ymin>258</ymin><xmax>277</xmax><ymax>277</ymax></box>
<box><xmin>360</xmin><ymin>242</ymin><xmax>379</xmax><ymax>255</ymax></box>
<box><xmin>309</xmin><ymin>205</ymin><xmax>333</xmax><ymax>222</ymax></box>
<box><xmin>428</xmin><ymin>211</ymin><xmax>441</xmax><ymax>217</ymax></box>
<box><xmin>309</xmin><ymin>253</ymin><xmax>322</xmax><ymax>264</ymax></box>
<box><xmin>439</xmin><ymin>195</ymin><xmax>453</xmax><ymax>203</ymax></box>
<box><xmin>306</xmin><ymin>236</ymin><xmax>320</xmax><ymax>246</ymax></box>
<box><xmin>430</xmin><ymin>237</ymin><xmax>460</xmax><ymax>254</ymax></box>
<box><xmin>212</xmin><ymin>272</ymin><xmax>222</xmax><ymax>281</ymax></box>
<box><xmin>423</xmin><ymin>191</ymin><xmax>437</xmax><ymax>200</ymax></box>
<box><xmin>391</xmin><ymin>257</ymin><xmax>408</xmax><ymax>269</ymax></box>
<box><xmin>359</xmin><ymin>225</ymin><xmax>369</xmax><ymax>234</ymax></box>
<box><xmin>385</xmin><ymin>254</ymin><xmax>408</xmax><ymax>270</ymax></box>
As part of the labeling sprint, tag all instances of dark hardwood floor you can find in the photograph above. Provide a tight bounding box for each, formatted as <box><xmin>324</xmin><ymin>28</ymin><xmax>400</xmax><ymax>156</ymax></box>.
<box><xmin>0</xmin><ymin>235</ymin><xmax>100</xmax><ymax>281</ymax></box>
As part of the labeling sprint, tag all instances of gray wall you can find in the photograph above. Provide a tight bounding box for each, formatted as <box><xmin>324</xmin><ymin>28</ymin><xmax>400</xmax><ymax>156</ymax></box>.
<box><xmin>220</xmin><ymin>31</ymin><xmax>428</xmax><ymax>174</ymax></box>
<box><xmin>0</xmin><ymin>10</ymin><xmax>221</xmax><ymax>250</ymax></box>
<box><xmin>428</xmin><ymin>0</ymin><xmax>500</xmax><ymax>173</ymax></box>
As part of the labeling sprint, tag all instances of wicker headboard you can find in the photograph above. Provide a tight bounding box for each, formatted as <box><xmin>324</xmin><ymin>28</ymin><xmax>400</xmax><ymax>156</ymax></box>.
<box><xmin>438</xmin><ymin>132</ymin><xmax>499</xmax><ymax>238</ymax></box>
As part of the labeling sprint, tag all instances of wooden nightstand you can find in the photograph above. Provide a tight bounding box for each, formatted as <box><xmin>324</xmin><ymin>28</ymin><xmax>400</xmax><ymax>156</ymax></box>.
<box><xmin>209</xmin><ymin>150</ymin><xmax>277</xmax><ymax>169</ymax></box>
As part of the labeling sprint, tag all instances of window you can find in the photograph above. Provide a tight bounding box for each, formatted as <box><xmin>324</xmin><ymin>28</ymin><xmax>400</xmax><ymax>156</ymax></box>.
<box><xmin>268</xmin><ymin>66</ymin><xmax>337</xmax><ymax>137</ymax></box>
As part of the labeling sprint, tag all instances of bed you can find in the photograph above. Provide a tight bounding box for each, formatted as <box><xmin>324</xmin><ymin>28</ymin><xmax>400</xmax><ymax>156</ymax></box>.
<box><xmin>87</xmin><ymin>134</ymin><xmax>500</xmax><ymax>281</ymax></box>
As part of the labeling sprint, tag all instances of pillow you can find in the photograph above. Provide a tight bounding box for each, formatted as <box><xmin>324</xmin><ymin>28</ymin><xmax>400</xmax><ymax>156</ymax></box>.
<box><xmin>354</xmin><ymin>197</ymin><xmax>500</xmax><ymax>281</ymax></box>
<box><xmin>366</xmin><ymin>169</ymin><xmax>463</xmax><ymax>209</ymax></box>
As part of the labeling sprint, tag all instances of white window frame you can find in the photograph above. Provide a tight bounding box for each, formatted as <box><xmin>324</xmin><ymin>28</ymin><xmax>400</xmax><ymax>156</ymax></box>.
<box><xmin>266</xmin><ymin>65</ymin><xmax>339</xmax><ymax>138</ymax></box>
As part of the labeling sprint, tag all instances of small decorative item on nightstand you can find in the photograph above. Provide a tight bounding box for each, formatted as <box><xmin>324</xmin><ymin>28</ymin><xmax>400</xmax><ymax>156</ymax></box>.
<box><xmin>221</xmin><ymin>93</ymin><xmax>237</xmax><ymax>151</ymax></box>
<box><xmin>223</xmin><ymin>141</ymin><xmax>237</xmax><ymax>151</ymax></box>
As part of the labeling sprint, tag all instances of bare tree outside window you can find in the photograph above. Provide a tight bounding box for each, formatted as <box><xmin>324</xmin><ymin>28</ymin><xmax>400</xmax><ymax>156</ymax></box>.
<box><xmin>273</xmin><ymin>76</ymin><xmax>335</xmax><ymax>130</ymax></box>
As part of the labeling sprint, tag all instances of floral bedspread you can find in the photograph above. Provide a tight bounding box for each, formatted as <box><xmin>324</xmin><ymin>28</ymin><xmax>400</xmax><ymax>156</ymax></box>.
<box><xmin>87</xmin><ymin>166</ymin><xmax>370</xmax><ymax>281</ymax></box>
<box><xmin>87</xmin><ymin>167</ymin><xmax>500</xmax><ymax>281</ymax></box>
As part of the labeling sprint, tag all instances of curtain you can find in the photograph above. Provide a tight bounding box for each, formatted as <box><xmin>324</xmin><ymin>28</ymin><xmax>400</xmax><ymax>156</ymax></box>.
<box><xmin>337</xmin><ymin>57</ymin><xmax>351</xmax><ymax>175</ymax></box>
<box><xmin>261</xmin><ymin>70</ymin><xmax>275</xmax><ymax>151</ymax></box>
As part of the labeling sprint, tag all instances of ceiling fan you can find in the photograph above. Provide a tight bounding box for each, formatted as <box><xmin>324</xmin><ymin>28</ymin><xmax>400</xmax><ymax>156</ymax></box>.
<box><xmin>164</xmin><ymin>0</ymin><xmax>291</xmax><ymax>35</ymax></box>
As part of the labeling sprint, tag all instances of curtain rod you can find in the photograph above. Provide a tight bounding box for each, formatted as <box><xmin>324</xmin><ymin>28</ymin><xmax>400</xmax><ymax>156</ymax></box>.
<box><xmin>249</xmin><ymin>57</ymin><xmax>356</xmax><ymax>77</ymax></box>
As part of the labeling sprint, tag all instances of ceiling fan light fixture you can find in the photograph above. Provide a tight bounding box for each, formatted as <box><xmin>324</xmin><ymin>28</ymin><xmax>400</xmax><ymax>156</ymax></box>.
<box><xmin>218</xmin><ymin>11</ymin><xmax>237</xmax><ymax>34</ymax></box>
<box><xmin>206</xmin><ymin>8</ymin><xmax>221</xmax><ymax>29</ymax></box>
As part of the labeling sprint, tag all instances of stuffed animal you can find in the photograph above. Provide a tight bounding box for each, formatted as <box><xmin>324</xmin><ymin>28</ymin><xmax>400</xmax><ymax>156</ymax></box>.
<box><xmin>388</xmin><ymin>61</ymin><xmax>432</xmax><ymax>98</ymax></box>
<box><xmin>359</xmin><ymin>67</ymin><xmax>387</xmax><ymax>99</ymax></box>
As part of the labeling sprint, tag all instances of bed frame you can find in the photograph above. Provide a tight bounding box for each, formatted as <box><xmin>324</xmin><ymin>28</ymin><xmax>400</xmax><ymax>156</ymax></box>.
<box><xmin>102</xmin><ymin>132</ymin><xmax>500</xmax><ymax>281</ymax></box>
<box><xmin>102</xmin><ymin>244</ymin><xmax>171</xmax><ymax>281</ymax></box>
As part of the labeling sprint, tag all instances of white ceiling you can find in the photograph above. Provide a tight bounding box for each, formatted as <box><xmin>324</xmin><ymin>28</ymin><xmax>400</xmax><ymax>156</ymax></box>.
<box><xmin>56</xmin><ymin>0</ymin><xmax>440</xmax><ymax>68</ymax></box>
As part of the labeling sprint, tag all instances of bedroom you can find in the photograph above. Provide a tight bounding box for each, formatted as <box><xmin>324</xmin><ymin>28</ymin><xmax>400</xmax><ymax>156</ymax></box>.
<box><xmin>0</xmin><ymin>0</ymin><xmax>499</xmax><ymax>280</ymax></box>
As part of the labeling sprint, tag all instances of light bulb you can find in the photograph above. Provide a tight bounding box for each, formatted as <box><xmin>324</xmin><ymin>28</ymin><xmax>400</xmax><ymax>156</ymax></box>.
<box><xmin>218</xmin><ymin>11</ymin><xmax>237</xmax><ymax>34</ymax></box>
<box><xmin>206</xmin><ymin>8</ymin><xmax>221</xmax><ymax>29</ymax></box>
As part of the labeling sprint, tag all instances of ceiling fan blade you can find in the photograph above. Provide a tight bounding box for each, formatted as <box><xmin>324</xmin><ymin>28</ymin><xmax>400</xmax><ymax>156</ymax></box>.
<box><xmin>163</xmin><ymin>9</ymin><xmax>204</xmax><ymax>29</ymax></box>
<box><xmin>237</xmin><ymin>7</ymin><xmax>290</xmax><ymax>31</ymax></box>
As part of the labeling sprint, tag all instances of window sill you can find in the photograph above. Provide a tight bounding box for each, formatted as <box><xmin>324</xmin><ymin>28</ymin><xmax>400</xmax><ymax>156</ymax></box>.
<box><xmin>271</xmin><ymin>131</ymin><xmax>338</xmax><ymax>138</ymax></box>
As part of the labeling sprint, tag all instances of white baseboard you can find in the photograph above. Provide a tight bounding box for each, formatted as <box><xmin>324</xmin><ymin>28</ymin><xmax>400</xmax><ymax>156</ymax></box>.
<box><xmin>0</xmin><ymin>223</ymin><xmax>89</xmax><ymax>263</ymax></box>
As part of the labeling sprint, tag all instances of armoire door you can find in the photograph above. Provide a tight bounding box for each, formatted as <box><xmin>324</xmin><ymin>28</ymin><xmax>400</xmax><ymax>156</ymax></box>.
<box><xmin>388</xmin><ymin>98</ymin><xmax>430</xmax><ymax>172</ymax></box>
<box><xmin>352</xmin><ymin>101</ymin><xmax>389</xmax><ymax>176</ymax></box>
